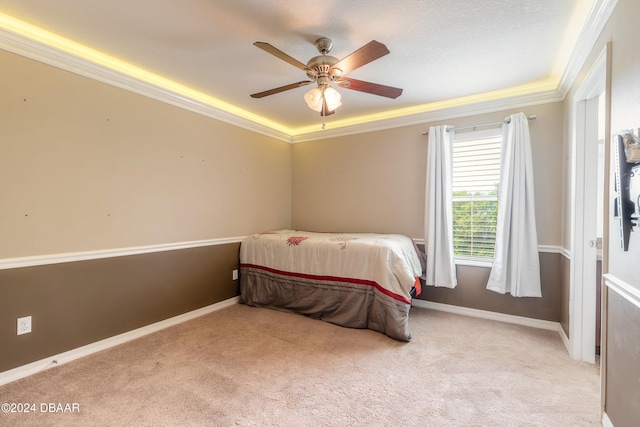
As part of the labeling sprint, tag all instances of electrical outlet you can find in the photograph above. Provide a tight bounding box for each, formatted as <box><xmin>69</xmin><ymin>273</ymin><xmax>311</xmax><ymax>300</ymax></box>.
<box><xmin>232</xmin><ymin>269</ymin><xmax>238</xmax><ymax>280</ymax></box>
<box><xmin>17</xmin><ymin>316</ymin><xmax>32</xmax><ymax>335</ymax></box>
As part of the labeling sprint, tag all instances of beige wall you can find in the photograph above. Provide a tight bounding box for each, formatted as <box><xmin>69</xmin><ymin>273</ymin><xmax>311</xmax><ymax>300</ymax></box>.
<box><xmin>292</xmin><ymin>102</ymin><xmax>564</xmax><ymax>246</ymax></box>
<box><xmin>6</xmin><ymin>9</ymin><xmax>640</xmax><ymax>423</ymax></box>
<box><xmin>605</xmin><ymin>290</ymin><xmax>640</xmax><ymax>426</ymax></box>
<box><xmin>603</xmin><ymin>2</ymin><xmax>640</xmax><ymax>288</ymax></box>
<box><xmin>291</xmin><ymin>125</ymin><xmax>426</xmax><ymax>237</ymax></box>
<box><xmin>0</xmin><ymin>49</ymin><xmax>292</xmax><ymax>259</ymax></box>
<box><xmin>0</xmin><ymin>48</ymin><xmax>291</xmax><ymax>373</ymax></box>
<box><xmin>422</xmin><ymin>253</ymin><xmax>562</xmax><ymax>321</ymax></box>
<box><xmin>562</xmin><ymin>0</ymin><xmax>640</xmax><ymax>424</ymax></box>
<box><xmin>602</xmin><ymin>1</ymin><xmax>640</xmax><ymax>423</ymax></box>
<box><xmin>0</xmin><ymin>243</ymin><xmax>241</xmax><ymax>372</ymax></box>
<box><xmin>292</xmin><ymin>103</ymin><xmax>565</xmax><ymax>322</ymax></box>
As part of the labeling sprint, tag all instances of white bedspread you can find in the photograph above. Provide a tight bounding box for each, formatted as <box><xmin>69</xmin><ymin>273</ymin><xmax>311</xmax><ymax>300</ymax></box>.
<box><xmin>240</xmin><ymin>230</ymin><xmax>422</xmax><ymax>304</ymax></box>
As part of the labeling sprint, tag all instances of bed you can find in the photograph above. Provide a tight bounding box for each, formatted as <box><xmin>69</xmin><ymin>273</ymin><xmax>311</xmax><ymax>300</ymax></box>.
<box><xmin>239</xmin><ymin>230</ymin><xmax>423</xmax><ymax>341</ymax></box>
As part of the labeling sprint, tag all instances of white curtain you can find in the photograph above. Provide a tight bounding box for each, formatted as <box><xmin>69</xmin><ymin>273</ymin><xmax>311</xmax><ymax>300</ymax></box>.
<box><xmin>425</xmin><ymin>125</ymin><xmax>457</xmax><ymax>288</ymax></box>
<box><xmin>486</xmin><ymin>113</ymin><xmax>541</xmax><ymax>297</ymax></box>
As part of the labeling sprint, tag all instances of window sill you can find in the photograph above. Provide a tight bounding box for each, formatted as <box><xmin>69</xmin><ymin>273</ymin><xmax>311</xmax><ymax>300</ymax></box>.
<box><xmin>454</xmin><ymin>258</ymin><xmax>493</xmax><ymax>268</ymax></box>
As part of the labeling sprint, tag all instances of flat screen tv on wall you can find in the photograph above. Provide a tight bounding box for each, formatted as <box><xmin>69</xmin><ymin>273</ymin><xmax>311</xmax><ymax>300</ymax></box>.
<box><xmin>613</xmin><ymin>132</ymin><xmax>640</xmax><ymax>251</ymax></box>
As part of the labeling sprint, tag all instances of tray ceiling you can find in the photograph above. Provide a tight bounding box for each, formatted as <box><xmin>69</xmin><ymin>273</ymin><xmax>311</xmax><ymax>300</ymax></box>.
<box><xmin>0</xmin><ymin>0</ymin><xmax>601</xmax><ymax>138</ymax></box>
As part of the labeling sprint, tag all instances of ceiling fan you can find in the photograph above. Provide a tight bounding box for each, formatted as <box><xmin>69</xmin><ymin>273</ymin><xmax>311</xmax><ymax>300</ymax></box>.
<box><xmin>250</xmin><ymin>37</ymin><xmax>403</xmax><ymax>117</ymax></box>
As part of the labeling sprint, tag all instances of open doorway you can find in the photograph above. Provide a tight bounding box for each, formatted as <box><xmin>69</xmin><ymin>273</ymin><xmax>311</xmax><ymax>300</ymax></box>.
<box><xmin>570</xmin><ymin>44</ymin><xmax>609</xmax><ymax>364</ymax></box>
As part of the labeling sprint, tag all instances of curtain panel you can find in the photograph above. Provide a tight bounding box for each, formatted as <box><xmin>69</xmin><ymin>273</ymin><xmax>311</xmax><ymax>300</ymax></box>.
<box><xmin>486</xmin><ymin>113</ymin><xmax>541</xmax><ymax>297</ymax></box>
<box><xmin>424</xmin><ymin>125</ymin><xmax>457</xmax><ymax>289</ymax></box>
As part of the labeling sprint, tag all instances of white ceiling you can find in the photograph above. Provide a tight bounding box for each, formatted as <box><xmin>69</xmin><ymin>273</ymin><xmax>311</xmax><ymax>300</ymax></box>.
<box><xmin>0</xmin><ymin>0</ymin><xmax>596</xmax><ymax>133</ymax></box>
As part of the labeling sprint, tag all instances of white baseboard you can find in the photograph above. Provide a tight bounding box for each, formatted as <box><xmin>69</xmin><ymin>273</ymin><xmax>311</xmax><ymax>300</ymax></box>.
<box><xmin>0</xmin><ymin>296</ymin><xmax>240</xmax><ymax>387</ymax></box>
<box><xmin>412</xmin><ymin>299</ymin><xmax>562</xmax><ymax>332</ymax></box>
<box><xmin>558</xmin><ymin>323</ymin><xmax>571</xmax><ymax>355</ymax></box>
<box><xmin>602</xmin><ymin>412</ymin><xmax>614</xmax><ymax>427</ymax></box>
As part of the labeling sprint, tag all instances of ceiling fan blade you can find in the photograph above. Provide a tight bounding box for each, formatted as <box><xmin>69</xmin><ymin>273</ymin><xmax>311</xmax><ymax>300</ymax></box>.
<box><xmin>336</xmin><ymin>77</ymin><xmax>403</xmax><ymax>99</ymax></box>
<box><xmin>332</xmin><ymin>40</ymin><xmax>390</xmax><ymax>75</ymax></box>
<box><xmin>250</xmin><ymin>81</ymin><xmax>313</xmax><ymax>98</ymax></box>
<box><xmin>254</xmin><ymin>42</ymin><xmax>308</xmax><ymax>71</ymax></box>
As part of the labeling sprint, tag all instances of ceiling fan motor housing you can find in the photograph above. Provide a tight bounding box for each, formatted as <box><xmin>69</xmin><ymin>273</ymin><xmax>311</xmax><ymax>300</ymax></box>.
<box><xmin>315</xmin><ymin>37</ymin><xmax>333</xmax><ymax>54</ymax></box>
<box><xmin>305</xmin><ymin>37</ymin><xmax>343</xmax><ymax>86</ymax></box>
<box><xmin>306</xmin><ymin>55</ymin><xmax>342</xmax><ymax>84</ymax></box>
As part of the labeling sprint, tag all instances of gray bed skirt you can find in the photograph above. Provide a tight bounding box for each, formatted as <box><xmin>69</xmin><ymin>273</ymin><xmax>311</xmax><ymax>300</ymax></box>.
<box><xmin>240</xmin><ymin>266</ymin><xmax>413</xmax><ymax>341</ymax></box>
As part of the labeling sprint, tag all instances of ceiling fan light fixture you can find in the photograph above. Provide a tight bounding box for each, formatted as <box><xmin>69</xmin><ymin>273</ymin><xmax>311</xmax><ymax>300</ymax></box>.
<box><xmin>304</xmin><ymin>87</ymin><xmax>324</xmax><ymax>112</ymax></box>
<box><xmin>323</xmin><ymin>86</ymin><xmax>342</xmax><ymax>111</ymax></box>
<box><xmin>304</xmin><ymin>86</ymin><xmax>342</xmax><ymax>112</ymax></box>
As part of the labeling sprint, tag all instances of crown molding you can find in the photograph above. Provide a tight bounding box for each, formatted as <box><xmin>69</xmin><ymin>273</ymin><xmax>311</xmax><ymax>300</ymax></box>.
<box><xmin>556</xmin><ymin>0</ymin><xmax>618</xmax><ymax>98</ymax></box>
<box><xmin>294</xmin><ymin>0</ymin><xmax>618</xmax><ymax>142</ymax></box>
<box><xmin>290</xmin><ymin>88</ymin><xmax>563</xmax><ymax>143</ymax></box>
<box><xmin>0</xmin><ymin>25</ymin><xmax>293</xmax><ymax>143</ymax></box>
<box><xmin>0</xmin><ymin>0</ymin><xmax>617</xmax><ymax>144</ymax></box>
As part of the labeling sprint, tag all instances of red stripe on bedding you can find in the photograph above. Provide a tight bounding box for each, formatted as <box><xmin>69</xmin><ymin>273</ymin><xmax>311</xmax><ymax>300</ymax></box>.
<box><xmin>240</xmin><ymin>263</ymin><xmax>411</xmax><ymax>305</ymax></box>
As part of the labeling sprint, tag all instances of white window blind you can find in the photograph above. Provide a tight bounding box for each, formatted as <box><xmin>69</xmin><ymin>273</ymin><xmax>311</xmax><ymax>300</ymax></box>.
<box><xmin>451</xmin><ymin>134</ymin><xmax>502</xmax><ymax>260</ymax></box>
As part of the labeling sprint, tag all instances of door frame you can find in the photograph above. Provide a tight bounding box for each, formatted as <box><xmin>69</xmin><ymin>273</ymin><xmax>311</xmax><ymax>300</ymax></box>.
<box><xmin>569</xmin><ymin>44</ymin><xmax>610</xmax><ymax>363</ymax></box>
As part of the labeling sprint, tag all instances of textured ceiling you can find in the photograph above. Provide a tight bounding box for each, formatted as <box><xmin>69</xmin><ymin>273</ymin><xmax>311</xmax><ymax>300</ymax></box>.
<box><xmin>0</xmin><ymin>0</ymin><xmax>594</xmax><ymax>131</ymax></box>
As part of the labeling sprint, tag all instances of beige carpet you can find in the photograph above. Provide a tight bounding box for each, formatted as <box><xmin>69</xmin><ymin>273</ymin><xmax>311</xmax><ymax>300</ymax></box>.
<box><xmin>0</xmin><ymin>304</ymin><xmax>600</xmax><ymax>426</ymax></box>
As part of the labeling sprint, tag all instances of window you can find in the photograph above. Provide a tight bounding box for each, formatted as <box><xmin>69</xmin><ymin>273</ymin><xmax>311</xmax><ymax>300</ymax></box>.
<box><xmin>451</xmin><ymin>130</ymin><xmax>502</xmax><ymax>262</ymax></box>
